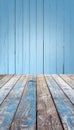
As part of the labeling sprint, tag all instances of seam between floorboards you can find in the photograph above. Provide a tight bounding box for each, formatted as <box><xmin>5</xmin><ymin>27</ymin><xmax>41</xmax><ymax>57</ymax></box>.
<box><xmin>0</xmin><ymin>75</ymin><xmax>14</xmax><ymax>89</ymax></box>
<box><xmin>0</xmin><ymin>75</ymin><xmax>22</xmax><ymax>106</ymax></box>
<box><xmin>52</xmin><ymin>75</ymin><xmax>74</xmax><ymax>106</ymax></box>
<box><xmin>58</xmin><ymin>74</ymin><xmax>74</xmax><ymax>89</ymax></box>
<box><xmin>36</xmin><ymin>75</ymin><xmax>37</xmax><ymax>130</ymax></box>
<box><xmin>9</xmin><ymin>75</ymin><xmax>29</xmax><ymax>130</ymax></box>
<box><xmin>44</xmin><ymin>75</ymin><xmax>64</xmax><ymax>130</ymax></box>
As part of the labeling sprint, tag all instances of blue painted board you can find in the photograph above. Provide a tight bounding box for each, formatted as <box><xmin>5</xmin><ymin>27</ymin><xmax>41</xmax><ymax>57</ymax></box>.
<box><xmin>56</xmin><ymin>0</ymin><xmax>64</xmax><ymax>74</ymax></box>
<box><xmin>16</xmin><ymin>0</ymin><xmax>23</xmax><ymax>74</ymax></box>
<box><xmin>8</xmin><ymin>0</ymin><xmax>15</xmax><ymax>74</ymax></box>
<box><xmin>64</xmin><ymin>0</ymin><xmax>70</xmax><ymax>73</ymax></box>
<box><xmin>0</xmin><ymin>0</ymin><xmax>74</xmax><ymax>74</ymax></box>
<box><xmin>10</xmin><ymin>76</ymin><xmax>36</xmax><ymax>129</ymax></box>
<box><xmin>37</xmin><ymin>0</ymin><xmax>43</xmax><ymax>74</ymax></box>
<box><xmin>30</xmin><ymin>0</ymin><xmax>36</xmax><ymax>74</ymax></box>
<box><xmin>50</xmin><ymin>0</ymin><xmax>57</xmax><ymax>73</ymax></box>
<box><xmin>70</xmin><ymin>0</ymin><xmax>74</xmax><ymax>73</ymax></box>
<box><xmin>44</xmin><ymin>0</ymin><xmax>51</xmax><ymax>74</ymax></box>
<box><xmin>22</xmin><ymin>0</ymin><xmax>30</xmax><ymax>74</ymax></box>
<box><xmin>0</xmin><ymin>0</ymin><xmax>9</xmax><ymax>74</ymax></box>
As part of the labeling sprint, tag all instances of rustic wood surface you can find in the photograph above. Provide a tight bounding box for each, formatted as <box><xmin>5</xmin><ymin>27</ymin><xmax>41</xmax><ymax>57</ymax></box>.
<box><xmin>0</xmin><ymin>75</ymin><xmax>74</xmax><ymax>130</ymax></box>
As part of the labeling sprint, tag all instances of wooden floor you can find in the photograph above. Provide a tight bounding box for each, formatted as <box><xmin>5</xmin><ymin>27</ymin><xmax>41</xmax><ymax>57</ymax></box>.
<box><xmin>0</xmin><ymin>75</ymin><xmax>74</xmax><ymax>130</ymax></box>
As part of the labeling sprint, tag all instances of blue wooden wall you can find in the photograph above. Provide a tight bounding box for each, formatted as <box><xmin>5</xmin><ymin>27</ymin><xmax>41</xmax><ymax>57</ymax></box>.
<box><xmin>0</xmin><ymin>0</ymin><xmax>74</xmax><ymax>74</ymax></box>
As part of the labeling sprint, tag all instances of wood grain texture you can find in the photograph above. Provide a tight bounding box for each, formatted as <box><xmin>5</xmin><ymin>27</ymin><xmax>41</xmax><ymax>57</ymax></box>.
<box><xmin>22</xmin><ymin>0</ymin><xmax>29</xmax><ymax>73</ymax></box>
<box><xmin>10</xmin><ymin>75</ymin><xmax>36</xmax><ymax>130</ymax></box>
<box><xmin>0</xmin><ymin>75</ymin><xmax>13</xmax><ymax>88</ymax></box>
<box><xmin>37</xmin><ymin>0</ymin><xmax>43</xmax><ymax>74</ymax></box>
<box><xmin>16</xmin><ymin>0</ymin><xmax>23</xmax><ymax>74</ymax></box>
<box><xmin>8</xmin><ymin>0</ymin><xmax>15</xmax><ymax>74</ymax></box>
<box><xmin>0</xmin><ymin>75</ymin><xmax>28</xmax><ymax>130</ymax></box>
<box><xmin>67</xmin><ymin>75</ymin><xmax>74</xmax><ymax>80</ymax></box>
<box><xmin>0</xmin><ymin>75</ymin><xmax>6</xmax><ymax>80</ymax></box>
<box><xmin>45</xmin><ymin>75</ymin><xmax>74</xmax><ymax>130</ymax></box>
<box><xmin>0</xmin><ymin>75</ymin><xmax>21</xmax><ymax>105</ymax></box>
<box><xmin>60</xmin><ymin>74</ymin><xmax>74</xmax><ymax>89</ymax></box>
<box><xmin>37</xmin><ymin>75</ymin><xmax>63</xmax><ymax>130</ymax></box>
<box><xmin>0</xmin><ymin>74</ymin><xmax>74</xmax><ymax>130</ymax></box>
<box><xmin>0</xmin><ymin>0</ymin><xmax>73</xmax><ymax>74</ymax></box>
<box><xmin>30</xmin><ymin>0</ymin><xmax>36</xmax><ymax>74</ymax></box>
<box><xmin>52</xmin><ymin>75</ymin><xmax>74</xmax><ymax>104</ymax></box>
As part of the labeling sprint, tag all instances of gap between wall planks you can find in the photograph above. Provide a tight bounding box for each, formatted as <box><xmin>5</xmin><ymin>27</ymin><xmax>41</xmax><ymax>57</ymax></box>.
<box><xmin>0</xmin><ymin>0</ymin><xmax>74</xmax><ymax>74</ymax></box>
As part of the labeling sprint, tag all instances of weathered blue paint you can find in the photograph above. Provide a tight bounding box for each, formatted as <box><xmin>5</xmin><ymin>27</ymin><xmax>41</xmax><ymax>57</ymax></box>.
<box><xmin>8</xmin><ymin>0</ymin><xmax>15</xmax><ymax>74</ymax></box>
<box><xmin>37</xmin><ymin>0</ymin><xmax>43</xmax><ymax>74</ymax></box>
<box><xmin>11</xmin><ymin>76</ymin><xmax>36</xmax><ymax>129</ymax></box>
<box><xmin>45</xmin><ymin>75</ymin><xmax>74</xmax><ymax>130</ymax></box>
<box><xmin>44</xmin><ymin>0</ymin><xmax>50</xmax><ymax>74</ymax></box>
<box><xmin>23</xmin><ymin>0</ymin><xmax>30</xmax><ymax>74</ymax></box>
<box><xmin>0</xmin><ymin>0</ymin><xmax>74</xmax><ymax>74</ymax></box>
<box><xmin>16</xmin><ymin>0</ymin><xmax>23</xmax><ymax>74</ymax></box>
<box><xmin>0</xmin><ymin>75</ymin><xmax>28</xmax><ymax>130</ymax></box>
<box><xmin>30</xmin><ymin>0</ymin><xmax>36</xmax><ymax>74</ymax></box>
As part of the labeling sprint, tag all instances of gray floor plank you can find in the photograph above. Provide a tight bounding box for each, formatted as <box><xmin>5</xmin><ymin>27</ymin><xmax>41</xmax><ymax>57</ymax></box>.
<box><xmin>45</xmin><ymin>75</ymin><xmax>74</xmax><ymax>130</ymax></box>
<box><xmin>37</xmin><ymin>75</ymin><xmax>63</xmax><ymax>130</ymax></box>
<box><xmin>10</xmin><ymin>75</ymin><xmax>36</xmax><ymax>130</ymax></box>
<box><xmin>52</xmin><ymin>74</ymin><xmax>74</xmax><ymax>104</ymax></box>
<box><xmin>60</xmin><ymin>74</ymin><xmax>74</xmax><ymax>89</ymax></box>
<box><xmin>0</xmin><ymin>75</ymin><xmax>21</xmax><ymax>105</ymax></box>
<box><xmin>0</xmin><ymin>75</ymin><xmax>13</xmax><ymax>88</ymax></box>
<box><xmin>0</xmin><ymin>75</ymin><xmax>28</xmax><ymax>130</ymax></box>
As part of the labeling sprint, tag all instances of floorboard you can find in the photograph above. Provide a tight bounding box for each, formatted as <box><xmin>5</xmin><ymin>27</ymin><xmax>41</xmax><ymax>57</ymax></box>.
<box><xmin>60</xmin><ymin>74</ymin><xmax>74</xmax><ymax>89</ymax></box>
<box><xmin>0</xmin><ymin>75</ymin><xmax>28</xmax><ymax>130</ymax></box>
<box><xmin>0</xmin><ymin>75</ymin><xmax>21</xmax><ymax>105</ymax></box>
<box><xmin>37</xmin><ymin>75</ymin><xmax>63</xmax><ymax>130</ymax></box>
<box><xmin>10</xmin><ymin>75</ymin><xmax>36</xmax><ymax>130</ymax></box>
<box><xmin>0</xmin><ymin>75</ymin><xmax>13</xmax><ymax>89</ymax></box>
<box><xmin>0</xmin><ymin>74</ymin><xmax>73</xmax><ymax>130</ymax></box>
<box><xmin>52</xmin><ymin>74</ymin><xmax>74</xmax><ymax>104</ymax></box>
<box><xmin>45</xmin><ymin>75</ymin><xmax>74</xmax><ymax>130</ymax></box>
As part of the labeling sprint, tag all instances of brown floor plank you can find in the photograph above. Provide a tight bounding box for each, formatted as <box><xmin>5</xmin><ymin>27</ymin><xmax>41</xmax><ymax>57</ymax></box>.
<box><xmin>0</xmin><ymin>75</ymin><xmax>13</xmax><ymax>89</ymax></box>
<box><xmin>10</xmin><ymin>75</ymin><xmax>36</xmax><ymax>130</ymax></box>
<box><xmin>0</xmin><ymin>75</ymin><xmax>6</xmax><ymax>80</ymax></box>
<box><xmin>37</xmin><ymin>75</ymin><xmax>63</xmax><ymax>130</ymax></box>
<box><xmin>45</xmin><ymin>75</ymin><xmax>74</xmax><ymax>130</ymax></box>
<box><xmin>52</xmin><ymin>74</ymin><xmax>74</xmax><ymax>104</ymax></box>
<box><xmin>0</xmin><ymin>75</ymin><xmax>21</xmax><ymax>105</ymax></box>
<box><xmin>60</xmin><ymin>74</ymin><xmax>74</xmax><ymax>89</ymax></box>
<box><xmin>0</xmin><ymin>75</ymin><xmax>28</xmax><ymax>130</ymax></box>
<box><xmin>67</xmin><ymin>74</ymin><xmax>74</xmax><ymax>80</ymax></box>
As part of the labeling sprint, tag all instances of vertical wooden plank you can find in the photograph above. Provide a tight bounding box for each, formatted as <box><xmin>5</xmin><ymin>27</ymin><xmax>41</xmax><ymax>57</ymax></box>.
<box><xmin>0</xmin><ymin>0</ymin><xmax>3</xmax><ymax>74</ymax></box>
<box><xmin>30</xmin><ymin>0</ymin><xmax>36</xmax><ymax>74</ymax></box>
<box><xmin>22</xmin><ymin>0</ymin><xmax>29</xmax><ymax>74</ymax></box>
<box><xmin>37</xmin><ymin>0</ymin><xmax>43</xmax><ymax>74</ymax></box>
<box><xmin>50</xmin><ymin>0</ymin><xmax>57</xmax><ymax>73</ymax></box>
<box><xmin>56</xmin><ymin>0</ymin><xmax>64</xmax><ymax>74</ymax></box>
<box><xmin>0</xmin><ymin>0</ymin><xmax>9</xmax><ymax>74</ymax></box>
<box><xmin>16</xmin><ymin>0</ymin><xmax>23</xmax><ymax>74</ymax></box>
<box><xmin>44</xmin><ymin>0</ymin><xmax>51</xmax><ymax>74</ymax></box>
<box><xmin>70</xmin><ymin>0</ymin><xmax>74</xmax><ymax>73</ymax></box>
<box><xmin>64</xmin><ymin>0</ymin><xmax>70</xmax><ymax>73</ymax></box>
<box><xmin>8</xmin><ymin>0</ymin><xmax>15</xmax><ymax>74</ymax></box>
